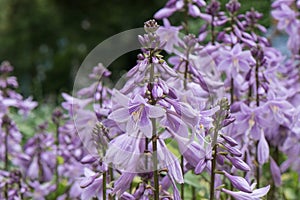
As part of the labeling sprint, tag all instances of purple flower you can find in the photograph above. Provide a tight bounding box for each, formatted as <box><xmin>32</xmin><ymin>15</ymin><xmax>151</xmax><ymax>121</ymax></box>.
<box><xmin>222</xmin><ymin>184</ymin><xmax>270</xmax><ymax>200</ymax></box>
<box><xmin>220</xmin><ymin>134</ymin><xmax>238</xmax><ymax>146</ymax></box>
<box><xmin>223</xmin><ymin>143</ymin><xmax>243</xmax><ymax>157</ymax></box>
<box><xmin>218</xmin><ymin>44</ymin><xmax>255</xmax><ymax>78</ymax></box>
<box><xmin>154</xmin><ymin>0</ymin><xmax>205</xmax><ymax>19</ymax></box>
<box><xmin>25</xmin><ymin>181</ymin><xmax>55</xmax><ymax>200</ymax></box>
<box><xmin>194</xmin><ymin>142</ymin><xmax>212</xmax><ymax>174</ymax></box>
<box><xmin>157</xmin><ymin>19</ymin><xmax>182</xmax><ymax>53</ymax></box>
<box><xmin>61</xmin><ymin>93</ymin><xmax>92</xmax><ymax>116</ymax></box>
<box><xmin>271</xmin><ymin>4</ymin><xmax>298</xmax><ymax>34</ymax></box>
<box><xmin>270</xmin><ymin>157</ymin><xmax>282</xmax><ymax>187</ymax></box>
<box><xmin>287</xmin><ymin>25</ymin><xmax>300</xmax><ymax>54</ymax></box>
<box><xmin>223</xmin><ymin>171</ymin><xmax>252</xmax><ymax>193</ymax></box>
<box><xmin>235</xmin><ymin>103</ymin><xmax>272</xmax><ymax>140</ymax></box>
<box><xmin>104</xmin><ymin>133</ymin><xmax>144</xmax><ymax>172</ymax></box>
<box><xmin>272</xmin><ymin>0</ymin><xmax>294</xmax><ymax>8</ymax></box>
<box><xmin>113</xmin><ymin>172</ymin><xmax>135</xmax><ymax>196</ymax></box>
<box><xmin>174</xmin><ymin>133</ymin><xmax>205</xmax><ymax>169</ymax></box>
<box><xmin>227</xmin><ymin>156</ymin><xmax>251</xmax><ymax>171</ymax></box>
<box><xmin>157</xmin><ymin>139</ymin><xmax>184</xmax><ymax>184</ymax></box>
<box><xmin>264</xmin><ymin>96</ymin><xmax>294</xmax><ymax>127</ymax></box>
<box><xmin>108</xmin><ymin>90</ymin><xmax>165</xmax><ymax>138</ymax></box>
<box><xmin>80</xmin><ymin>168</ymin><xmax>104</xmax><ymax>200</ymax></box>
<box><xmin>17</xmin><ymin>97</ymin><xmax>38</xmax><ymax>116</ymax></box>
<box><xmin>257</xmin><ymin>130</ymin><xmax>269</xmax><ymax>165</ymax></box>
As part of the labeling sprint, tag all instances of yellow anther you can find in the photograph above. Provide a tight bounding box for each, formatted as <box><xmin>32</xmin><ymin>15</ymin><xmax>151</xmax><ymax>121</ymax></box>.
<box><xmin>272</xmin><ymin>105</ymin><xmax>279</xmax><ymax>113</ymax></box>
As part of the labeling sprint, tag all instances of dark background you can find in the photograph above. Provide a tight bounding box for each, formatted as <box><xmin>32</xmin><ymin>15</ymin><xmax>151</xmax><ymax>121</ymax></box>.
<box><xmin>0</xmin><ymin>0</ymin><xmax>271</xmax><ymax>102</ymax></box>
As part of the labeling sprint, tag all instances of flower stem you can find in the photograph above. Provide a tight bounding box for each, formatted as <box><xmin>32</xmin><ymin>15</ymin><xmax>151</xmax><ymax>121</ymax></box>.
<box><xmin>55</xmin><ymin>122</ymin><xmax>60</xmax><ymax>190</ymax></box>
<box><xmin>210</xmin><ymin>144</ymin><xmax>218</xmax><ymax>200</ymax></box>
<box><xmin>230</xmin><ymin>78</ymin><xmax>234</xmax><ymax>104</ymax></box>
<box><xmin>255</xmin><ymin>57</ymin><xmax>260</xmax><ymax>188</ymax></box>
<box><xmin>211</xmin><ymin>15</ymin><xmax>215</xmax><ymax>45</ymax></box>
<box><xmin>255</xmin><ymin>60</ymin><xmax>260</xmax><ymax>107</ymax></box>
<box><xmin>192</xmin><ymin>185</ymin><xmax>196</xmax><ymax>200</ymax></box>
<box><xmin>149</xmin><ymin>52</ymin><xmax>159</xmax><ymax>200</ymax></box>
<box><xmin>103</xmin><ymin>171</ymin><xmax>107</xmax><ymax>200</ymax></box>
<box><xmin>181</xmin><ymin>57</ymin><xmax>189</xmax><ymax>200</ymax></box>
<box><xmin>3</xmin><ymin>115</ymin><xmax>9</xmax><ymax>199</ymax></box>
<box><xmin>181</xmin><ymin>155</ymin><xmax>185</xmax><ymax>199</ymax></box>
<box><xmin>151</xmin><ymin>118</ymin><xmax>159</xmax><ymax>200</ymax></box>
<box><xmin>210</xmin><ymin>122</ymin><xmax>219</xmax><ymax>200</ymax></box>
<box><xmin>109</xmin><ymin>167</ymin><xmax>114</xmax><ymax>183</ymax></box>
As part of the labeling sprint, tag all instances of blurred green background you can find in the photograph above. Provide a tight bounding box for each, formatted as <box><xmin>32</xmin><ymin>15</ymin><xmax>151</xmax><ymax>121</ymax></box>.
<box><xmin>0</xmin><ymin>0</ymin><xmax>271</xmax><ymax>102</ymax></box>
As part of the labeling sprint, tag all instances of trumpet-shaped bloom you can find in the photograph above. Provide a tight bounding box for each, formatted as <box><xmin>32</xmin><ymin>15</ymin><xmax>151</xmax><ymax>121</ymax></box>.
<box><xmin>108</xmin><ymin>90</ymin><xmax>165</xmax><ymax>138</ymax></box>
<box><xmin>222</xmin><ymin>184</ymin><xmax>270</xmax><ymax>200</ymax></box>
<box><xmin>218</xmin><ymin>44</ymin><xmax>255</xmax><ymax>78</ymax></box>
<box><xmin>223</xmin><ymin>171</ymin><xmax>252</xmax><ymax>193</ymax></box>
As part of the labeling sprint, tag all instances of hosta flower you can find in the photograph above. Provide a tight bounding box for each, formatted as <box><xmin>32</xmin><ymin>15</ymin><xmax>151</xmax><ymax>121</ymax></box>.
<box><xmin>61</xmin><ymin>93</ymin><xmax>92</xmax><ymax>116</ymax></box>
<box><xmin>223</xmin><ymin>171</ymin><xmax>252</xmax><ymax>193</ymax></box>
<box><xmin>157</xmin><ymin>18</ymin><xmax>182</xmax><ymax>53</ymax></box>
<box><xmin>108</xmin><ymin>90</ymin><xmax>165</xmax><ymax>138</ymax></box>
<box><xmin>157</xmin><ymin>139</ymin><xmax>184</xmax><ymax>184</ymax></box>
<box><xmin>194</xmin><ymin>143</ymin><xmax>212</xmax><ymax>174</ymax></box>
<box><xmin>154</xmin><ymin>0</ymin><xmax>206</xmax><ymax>19</ymax></box>
<box><xmin>104</xmin><ymin>132</ymin><xmax>144</xmax><ymax>172</ymax></box>
<box><xmin>226</xmin><ymin>156</ymin><xmax>251</xmax><ymax>171</ymax></box>
<box><xmin>235</xmin><ymin>103</ymin><xmax>272</xmax><ymax>140</ymax></box>
<box><xmin>257</xmin><ymin>130</ymin><xmax>269</xmax><ymax>165</ymax></box>
<box><xmin>218</xmin><ymin>44</ymin><xmax>255</xmax><ymax>78</ymax></box>
<box><xmin>113</xmin><ymin>172</ymin><xmax>135</xmax><ymax>196</ymax></box>
<box><xmin>222</xmin><ymin>183</ymin><xmax>270</xmax><ymax>200</ymax></box>
<box><xmin>80</xmin><ymin>168</ymin><xmax>104</xmax><ymax>200</ymax></box>
<box><xmin>264</xmin><ymin>93</ymin><xmax>294</xmax><ymax>126</ymax></box>
<box><xmin>26</xmin><ymin>182</ymin><xmax>55</xmax><ymax>200</ymax></box>
<box><xmin>270</xmin><ymin>157</ymin><xmax>282</xmax><ymax>187</ymax></box>
<box><xmin>271</xmin><ymin>4</ymin><xmax>298</xmax><ymax>34</ymax></box>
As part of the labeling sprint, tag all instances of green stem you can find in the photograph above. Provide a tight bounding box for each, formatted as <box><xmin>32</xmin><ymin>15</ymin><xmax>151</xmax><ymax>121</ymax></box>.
<box><xmin>181</xmin><ymin>56</ymin><xmax>189</xmax><ymax>200</ymax></box>
<box><xmin>109</xmin><ymin>167</ymin><xmax>114</xmax><ymax>183</ymax></box>
<box><xmin>230</xmin><ymin>78</ymin><xmax>234</xmax><ymax>104</ymax></box>
<box><xmin>152</xmin><ymin>118</ymin><xmax>159</xmax><ymax>200</ymax></box>
<box><xmin>255</xmin><ymin>141</ymin><xmax>260</xmax><ymax>188</ymax></box>
<box><xmin>211</xmin><ymin>15</ymin><xmax>215</xmax><ymax>45</ymax></box>
<box><xmin>209</xmin><ymin>103</ymin><xmax>224</xmax><ymax>200</ymax></box>
<box><xmin>210</xmin><ymin>144</ymin><xmax>218</xmax><ymax>200</ymax></box>
<box><xmin>55</xmin><ymin>122</ymin><xmax>60</xmax><ymax>189</ymax></box>
<box><xmin>255</xmin><ymin>57</ymin><xmax>260</xmax><ymax>188</ymax></box>
<box><xmin>184</xmin><ymin>0</ymin><xmax>189</xmax><ymax>34</ymax></box>
<box><xmin>103</xmin><ymin>171</ymin><xmax>107</xmax><ymax>200</ymax></box>
<box><xmin>192</xmin><ymin>186</ymin><xmax>196</xmax><ymax>200</ymax></box>
<box><xmin>248</xmin><ymin>83</ymin><xmax>252</xmax><ymax>105</ymax></box>
<box><xmin>149</xmin><ymin>53</ymin><xmax>159</xmax><ymax>200</ymax></box>
<box><xmin>3</xmin><ymin>116</ymin><xmax>9</xmax><ymax>199</ymax></box>
<box><xmin>210</xmin><ymin>121</ymin><xmax>220</xmax><ymax>200</ymax></box>
<box><xmin>37</xmin><ymin>135</ymin><xmax>44</xmax><ymax>182</ymax></box>
<box><xmin>255</xmin><ymin>60</ymin><xmax>260</xmax><ymax>107</ymax></box>
<box><xmin>181</xmin><ymin>155</ymin><xmax>185</xmax><ymax>199</ymax></box>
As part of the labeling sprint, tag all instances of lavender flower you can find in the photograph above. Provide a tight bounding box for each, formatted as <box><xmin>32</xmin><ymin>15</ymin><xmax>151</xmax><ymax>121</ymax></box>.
<box><xmin>270</xmin><ymin>157</ymin><xmax>282</xmax><ymax>187</ymax></box>
<box><xmin>218</xmin><ymin>44</ymin><xmax>255</xmax><ymax>78</ymax></box>
<box><xmin>226</xmin><ymin>156</ymin><xmax>251</xmax><ymax>171</ymax></box>
<box><xmin>108</xmin><ymin>90</ymin><xmax>165</xmax><ymax>138</ymax></box>
<box><xmin>223</xmin><ymin>171</ymin><xmax>252</xmax><ymax>193</ymax></box>
<box><xmin>257</xmin><ymin>130</ymin><xmax>269</xmax><ymax>165</ymax></box>
<box><xmin>222</xmin><ymin>183</ymin><xmax>270</xmax><ymax>200</ymax></box>
<box><xmin>271</xmin><ymin>4</ymin><xmax>298</xmax><ymax>34</ymax></box>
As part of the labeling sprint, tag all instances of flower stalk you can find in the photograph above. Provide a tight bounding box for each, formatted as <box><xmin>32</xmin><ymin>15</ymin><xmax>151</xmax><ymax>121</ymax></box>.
<box><xmin>3</xmin><ymin>115</ymin><xmax>9</xmax><ymax>199</ymax></box>
<box><xmin>149</xmin><ymin>55</ymin><xmax>160</xmax><ymax>200</ymax></box>
<box><xmin>255</xmin><ymin>51</ymin><xmax>261</xmax><ymax>188</ymax></box>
